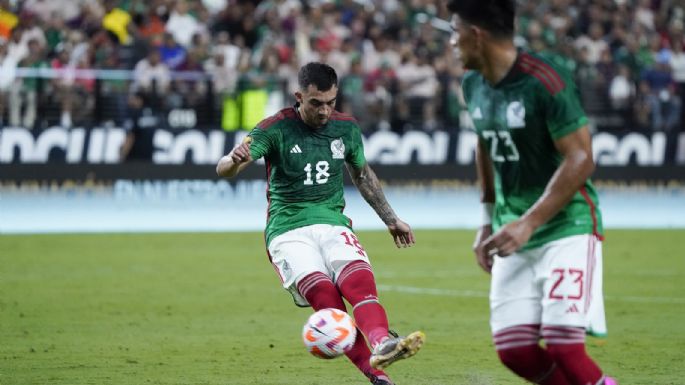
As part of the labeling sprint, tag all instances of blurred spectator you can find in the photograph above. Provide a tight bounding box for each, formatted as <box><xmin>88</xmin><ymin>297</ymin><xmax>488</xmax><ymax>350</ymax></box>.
<box><xmin>575</xmin><ymin>22</ymin><xmax>609</xmax><ymax>65</ymax></box>
<box><xmin>23</xmin><ymin>0</ymin><xmax>84</xmax><ymax>24</ymax></box>
<box><xmin>50</xmin><ymin>46</ymin><xmax>76</xmax><ymax>127</ymax></box>
<box><xmin>634</xmin><ymin>80</ymin><xmax>654</xmax><ymax>130</ymax></box>
<box><xmin>202</xmin><ymin>0</ymin><xmax>228</xmax><ymax>15</ymax></box>
<box><xmin>576</xmin><ymin>46</ymin><xmax>607</xmax><ymax>115</ymax></box>
<box><xmin>19</xmin><ymin>12</ymin><xmax>46</xmax><ymax>50</ymax></box>
<box><xmin>10</xmin><ymin>39</ymin><xmax>46</xmax><ymax>128</ymax></box>
<box><xmin>213</xmin><ymin>31</ymin><xmax>241</xmax><ymax>70</ymax></box>
<box><xmin>158</xmin><ymin>32</ymin><xmax>186</xmax><ymax>70</ymax></box>
<box><xmin>652</xmin><ymin>83</ymin><xmax>682</xmax><ymax>131</ymax></box>
<box><xmin>174</xmin><ymin>49</ymin><xmax>207</xmax><ymax>109</ymax></box>
<box><xmin>609</xmin><ymin>63</ymin><xmax>635</xmax><ymax>111</ymax></box>
<box><xmin>670</xmin><ymin>37</ymin><xmax>685</xmax><ymax>124</ymax></box>
<box><xmin>324</xmin><ymin>37</ymin><xmax>354</xmax><ymax>77</ymax></box>
<box><xmin>364</xmin><ymin>61</ymin><xmax>397</xmax><ymax>131</ymax></box>
<box><xmin>396</xmin><ymin>50</ymin><xmax>439</xmax><ymax>131</ymax></box>
<box><xmin>204</xmin><ymin>50</ymin><xmax>237</xmax><ymax>97</ymax></box>
<box><xmin>102</xmin><ymin>0</ymin><xmax>132</xmax><ymax>45</ymax></box>
<box><xmin>43</xmin><ymin>13</ymin><xmax>67</xmax><ymax>56</ymax></box>
<box><xmin>120</xmin><ymin>92</ymin><xmax>158</xmax><ymax>162</ymax></box>
<box><xmin>132</xmin><ymin>50</ymin><xmax>170</xmax><ymax>98</ymax></box>
<box><xmin>639</xmin><ymin>48</ymin><xmax>681</xmax><ymax>132</ymax></box>
<box><xmin>0</xmin><ymin>42</ymin><xmax>17</xmax><ymax>126</ymax></box>
<box><xmin>635</xmin><ymin>0</ymin><xmax>656</xmax><ymax>31</ymax></box>
<box><xmin>0</xmin><ymin>0</ymin><xmax>681</xmax><ymax>136</ymax></box>
<box><xmin>338</xmin><ymin>57</ymin><xmax>366</xmax><ymax>126</ymax></box>
<box><xmin>135</xmin><ymin>5</ymin><xmax>166</xmax><ymax>41</ymax></box>
<box><xmin>6</xmin><ymin>27</ymin><xmax>27</xmax><ymax>63</ymax></box>
<box><xmin>361</xmin><ymin>30</ymin><xmax>401</xmax><ymax>74</ymax></box>
<box><xmin>0</xmin><ymin>2</ymin><xmax>18</xmax><ymax>42</ymax></box>
<box><xmin>166</xmin><ymin>1</ymin><xmax>202</xmax><ymax>48</ymax></box>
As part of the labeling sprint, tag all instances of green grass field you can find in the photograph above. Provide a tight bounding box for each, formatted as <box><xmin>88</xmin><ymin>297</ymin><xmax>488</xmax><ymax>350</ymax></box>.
<box><xmin>1</xmin><ymin>230</ymin><xmax>684</xmax><ymax>385</ymax></box>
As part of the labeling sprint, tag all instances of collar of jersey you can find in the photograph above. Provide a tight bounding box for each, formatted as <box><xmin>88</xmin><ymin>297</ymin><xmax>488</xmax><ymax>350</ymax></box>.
<box><xmin>492</xmin><ymin>49</ymin><xmax>525</xmax><ymax>89</ymax></box>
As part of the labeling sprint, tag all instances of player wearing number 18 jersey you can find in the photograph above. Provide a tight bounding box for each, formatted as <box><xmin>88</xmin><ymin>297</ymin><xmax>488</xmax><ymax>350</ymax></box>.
<box><xmin>448</xmin><ymin>0</ymin><xmax>615</xmax><ymax>384</ymax></box>
<box><xmin>247</xmin><ymin>101</ymin><xmax>366</xmax><ymax>247</ymax></box>
<box><xmin>216</xmin><ymin>62</ymin><xmax>424</xmax><ymax>385</ymax></box>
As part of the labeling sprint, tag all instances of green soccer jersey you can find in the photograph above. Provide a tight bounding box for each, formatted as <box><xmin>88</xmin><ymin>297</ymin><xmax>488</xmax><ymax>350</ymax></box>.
<box><xmin>248</xmin><ymin>106</ymin><xmax>366</xmax><ymax>246</ymax></box>
<box><xmin>461</xmin><ymin>51</ymin><xmax>603</xmax><ymax>250</ymax></box>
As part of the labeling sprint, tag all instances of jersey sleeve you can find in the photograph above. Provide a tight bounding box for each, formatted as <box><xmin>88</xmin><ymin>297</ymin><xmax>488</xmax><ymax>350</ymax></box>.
<box><xmin>543</xmin><ymin>71</ymin><xmax>589</xmax><ymax>140</ymax></box>
<box><xmin>345</xmin><ymin>123</ymin><xmax>366</xmax><ymax>168</ymax></box>
<box><xmin>248</xmin><ymin>126</ymin><xmax>277</xmax><ymax>160</ymax></box>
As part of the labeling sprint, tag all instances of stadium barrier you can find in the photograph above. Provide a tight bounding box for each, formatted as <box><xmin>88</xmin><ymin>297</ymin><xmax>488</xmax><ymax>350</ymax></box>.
<box><xmin>1</xmin><ymin>128</ymin><xmax>683</xmax><ymax>187</ymax></box>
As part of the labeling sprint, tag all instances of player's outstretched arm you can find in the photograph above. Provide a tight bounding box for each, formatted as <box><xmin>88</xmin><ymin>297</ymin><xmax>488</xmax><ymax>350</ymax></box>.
<box><xmin>346</xmin><ymin>162</ymin><xmax>415</xmax><ymax>248</ymax></box>
<box><xmin>216</xmin><ymin>137</ymin><xmax>253</xmax><ymax>178</ymax></box>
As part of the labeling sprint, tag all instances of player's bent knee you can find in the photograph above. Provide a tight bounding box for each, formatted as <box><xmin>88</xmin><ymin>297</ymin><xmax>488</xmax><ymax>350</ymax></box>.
<box><xmin>335</xmin><ymin>260</ymin><xmax>377</xmax><ymax>306</ymax></box>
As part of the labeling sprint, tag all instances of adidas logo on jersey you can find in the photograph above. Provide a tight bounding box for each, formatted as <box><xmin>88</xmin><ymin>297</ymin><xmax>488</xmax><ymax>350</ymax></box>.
<box><xmin>290</xmin><ymin>144</ymin><xmax>302</xmax><ymax>154</ymax></box>
<box><xmin>471</xmin><ymin>107</ymin><xmax>483</xmax><ymax>120</ymax></box>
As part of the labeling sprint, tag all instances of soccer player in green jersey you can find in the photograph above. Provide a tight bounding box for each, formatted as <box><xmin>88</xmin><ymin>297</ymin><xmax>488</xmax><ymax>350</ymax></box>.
<box><xmin>447</xmin><ymin>1</ymin><xmax>617</xmax><ymax>384</ymax></box>
<box><xmin>216</xmin><ymin>62</ymin><xmax>424</xmax><ymax>385</ymax></box>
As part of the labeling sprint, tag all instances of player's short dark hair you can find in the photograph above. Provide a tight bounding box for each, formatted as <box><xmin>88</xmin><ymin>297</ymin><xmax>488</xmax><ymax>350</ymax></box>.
<box><xmin>446</xmin><ymin>0</ymin><xmax>515</xmax><ymax>38</ymax></box>
<box><xmin>298</xmin><ymin>62</ymin><xmax>338</xmax><ymax>91</ymax></box>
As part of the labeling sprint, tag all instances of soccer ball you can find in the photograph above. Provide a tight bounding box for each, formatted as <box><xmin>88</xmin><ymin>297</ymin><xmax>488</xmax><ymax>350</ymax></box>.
<box><xmin>302</xmin><ymin>308</ymin><xmax>357</xmax><ymax>359</ymax></box>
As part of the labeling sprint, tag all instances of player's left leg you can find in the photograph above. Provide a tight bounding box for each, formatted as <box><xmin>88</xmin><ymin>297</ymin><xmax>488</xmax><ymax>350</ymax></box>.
<box><xmin>298</xmin><ymin>225</ymin><xmax>393</xmax><ymax>385</ymax></box>
<box><xmin>321</xmin><ymin>225</ymin><xmax>424</xmax><ymax>370</ymax></box>
<box><xmin>539</xmin><ymin>234</ymin><xmax>615</xmax><ymax>385</ymax></box>
<box><xmin>297</xmin><ymin>272</ymin><xmax>390</xmax><ymax>383</ymax></box>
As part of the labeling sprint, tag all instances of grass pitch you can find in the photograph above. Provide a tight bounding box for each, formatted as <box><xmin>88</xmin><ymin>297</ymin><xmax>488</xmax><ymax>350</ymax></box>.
<box><xmin>1</xmin><ymin>230</ymin><xmax>683</xmax><ymax>385</ymax></box>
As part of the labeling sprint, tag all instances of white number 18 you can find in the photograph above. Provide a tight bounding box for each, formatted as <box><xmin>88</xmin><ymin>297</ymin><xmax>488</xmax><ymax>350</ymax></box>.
<box><xmin>304</xmin><ymin>161</ymin><xmax>330</xmax><ymax>185</ymax></box>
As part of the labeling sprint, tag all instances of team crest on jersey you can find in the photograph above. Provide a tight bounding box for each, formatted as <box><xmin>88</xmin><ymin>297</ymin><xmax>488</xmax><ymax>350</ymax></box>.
<box><xmin>331</xmin><ymin>138</ymin><xmax>345</xmax><ymax>159</ymax></box>
<box><xmin>506</xmin><ymin>101</ymin><xmax>526</xmax><ymax>128</ymax></box>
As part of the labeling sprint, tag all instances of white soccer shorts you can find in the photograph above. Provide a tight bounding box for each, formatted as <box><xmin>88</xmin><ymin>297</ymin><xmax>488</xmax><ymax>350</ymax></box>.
<box><xmin>268</xmin><ymin>224</ymin><xmax>371</xmax><ymax>307</ymax></box>
<box><xmin>490</xmin><ymin>233</ymin><xmax>607</xmax><ymax>336</ymax></box>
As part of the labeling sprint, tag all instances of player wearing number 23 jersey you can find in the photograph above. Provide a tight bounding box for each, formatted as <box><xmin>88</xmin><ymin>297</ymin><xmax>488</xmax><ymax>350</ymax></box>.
<box><xmin>216</xmin><ymin>63</ymin><xmax>424</xmax><ymax>385</ymax></box>
<box><xmin>449</xmin><ymin>1</ymin><xmax>616</xmax><ymax>385</ymax></box>
<box><xmin>461</xmin><ymin>50</ymin><xmax>604</xmax><ymax>249</ymax></box>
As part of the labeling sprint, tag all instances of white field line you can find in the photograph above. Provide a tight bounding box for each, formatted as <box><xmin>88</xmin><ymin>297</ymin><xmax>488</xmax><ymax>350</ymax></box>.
<box><xmin>378</xmin><ymin>284</ymin><xmax>685</xmax><ymax>304</ymax></box>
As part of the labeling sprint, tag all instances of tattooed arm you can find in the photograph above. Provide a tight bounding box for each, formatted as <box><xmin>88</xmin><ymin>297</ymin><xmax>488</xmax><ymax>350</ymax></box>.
<box><xmin>346</xmin><ymin>162</ymin><xmax>415</xmax><ymax>248</ymax></box>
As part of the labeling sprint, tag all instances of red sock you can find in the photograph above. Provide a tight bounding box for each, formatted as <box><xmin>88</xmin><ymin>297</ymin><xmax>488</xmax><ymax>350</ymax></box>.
<box><xmin>297</xmin><ymin>272</ymin><xmax>386</xmax><ymax>381</ymax></box>
<box><xmin>543</xmin><ymin>326</ymin><xmax>603</xmax><ymax>385</ymax></box>
<box><xmin>297</xmin><ymin>272</ymin><xmax>345</xmax><ymax>310</ymax></box>
<box><xmin>494</xmin><ymin>325</ymin><xmax>571</xmax><ymax>385</ymax></box>
<box><xmin>336</xmin><ymin>261</ymin><xmax>389</xmax><ymax>348</ymax></box>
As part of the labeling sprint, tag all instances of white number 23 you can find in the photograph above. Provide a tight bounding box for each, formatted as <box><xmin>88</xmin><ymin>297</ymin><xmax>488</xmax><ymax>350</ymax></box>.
<box><xmin>482</xmin><ymin>130</ymin><xmax>520</xmax><ymax>162</ymax></box>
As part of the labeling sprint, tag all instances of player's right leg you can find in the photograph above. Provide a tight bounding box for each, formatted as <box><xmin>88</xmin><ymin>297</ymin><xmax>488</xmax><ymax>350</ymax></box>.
<box><xmin>319</xmin><ymin>225</ymin><xmax>424</xmax><ymax>370</ymax></box>
<box><xmin>539</xmin><ymin>234</ymin><xmax>616</xmax><ymax>385</ymax></box>
<box><xmin>268</xmin><ymin>226</ymin><xmax>392</xmax><ymax>384</ymax></box>
<box><xmin>490</xmin><ymin>251</ymin><xmax>571</xmax><ymax>384</ymax></box>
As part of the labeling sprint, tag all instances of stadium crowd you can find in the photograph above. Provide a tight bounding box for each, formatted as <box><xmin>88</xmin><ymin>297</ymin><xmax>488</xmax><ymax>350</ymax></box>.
<box><xmin>0</xmin><ymin>0</ymin><xmax>683</xmax><ymax>134</ymax></box>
